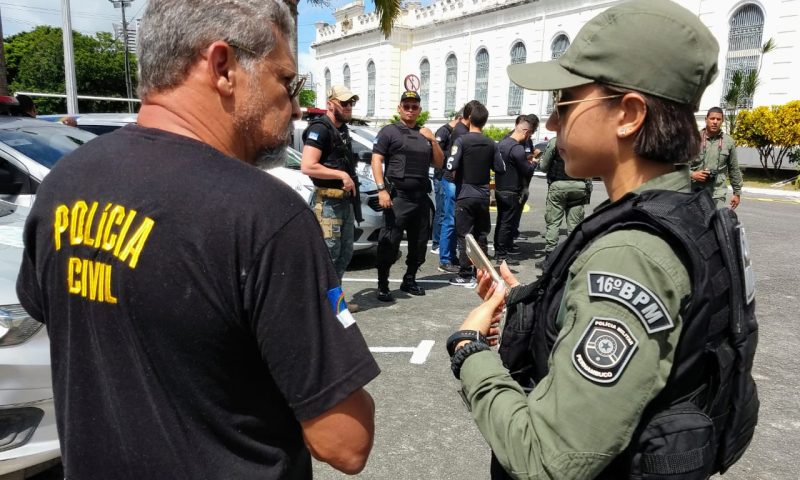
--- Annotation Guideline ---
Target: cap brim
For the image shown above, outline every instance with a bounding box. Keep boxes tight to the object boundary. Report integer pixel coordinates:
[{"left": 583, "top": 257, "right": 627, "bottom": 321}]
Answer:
[
  {"left": 330, "top": 94, "right": 359, "bottom": 102},
  {"left": 507, "top": 61, "right": 593, "bottom": 91}
]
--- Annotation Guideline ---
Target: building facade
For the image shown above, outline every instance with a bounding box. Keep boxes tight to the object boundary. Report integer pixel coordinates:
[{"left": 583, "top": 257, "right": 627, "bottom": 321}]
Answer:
[{"left": 311, "top": 0, "right": 799, "bottom": 135}]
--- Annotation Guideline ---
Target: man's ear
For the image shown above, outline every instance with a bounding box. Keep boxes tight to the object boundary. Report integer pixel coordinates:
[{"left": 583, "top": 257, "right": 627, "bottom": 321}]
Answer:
[{"left": 203, "top": 41, "right": 238, "bottom": 97}]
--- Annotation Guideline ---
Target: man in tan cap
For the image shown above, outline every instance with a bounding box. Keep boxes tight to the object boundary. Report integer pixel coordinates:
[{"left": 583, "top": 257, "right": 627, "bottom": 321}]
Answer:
[
  {"left": 301, "top": 85, "right": 362, "bottom": 309},
  {"left": 447, "top": 0, "right": 759, "bottom": 478}
]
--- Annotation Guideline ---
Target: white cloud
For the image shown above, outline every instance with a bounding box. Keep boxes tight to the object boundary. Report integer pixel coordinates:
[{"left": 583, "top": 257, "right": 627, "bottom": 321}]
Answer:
[{"left": 298, "top": 51, "right": 316, "bottom": 75}]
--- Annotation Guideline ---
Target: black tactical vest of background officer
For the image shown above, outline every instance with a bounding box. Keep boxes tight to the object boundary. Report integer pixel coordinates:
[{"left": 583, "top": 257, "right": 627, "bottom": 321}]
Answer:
[
  {"left": 302, "top": 116, "right": 357, "bottom": 189},
  {"left": 546, "top": 152, "right": 582, "bottom": 184},
  {"left": 496, "top": 137, "right": 524, "bottom": 191},
  {"left": 497, "top": 189, "right": 758, "bottom": 480},
  {"left": 384, "top": 123, "right": 432, "bottom": 192},
  {"left": 458, "top": 134, "right": 496, "bottom": 185}
]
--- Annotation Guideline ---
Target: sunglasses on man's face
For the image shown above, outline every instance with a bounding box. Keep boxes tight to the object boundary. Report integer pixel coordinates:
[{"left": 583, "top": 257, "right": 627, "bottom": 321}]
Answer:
[
  {"left": 338, "top": 100, "right": 357, "bottom": 108},
  {"left": 228, "top": 41, "right": 306, "bottom": 99},
  {"left": 401, "top": 103, "right": 420, "bottom": 111}
]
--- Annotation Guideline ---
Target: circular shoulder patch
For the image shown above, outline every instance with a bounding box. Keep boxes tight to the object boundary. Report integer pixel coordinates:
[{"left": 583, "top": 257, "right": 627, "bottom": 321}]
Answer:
[{"left": 572, "top": 317, "right": 639, "bottom": 384}]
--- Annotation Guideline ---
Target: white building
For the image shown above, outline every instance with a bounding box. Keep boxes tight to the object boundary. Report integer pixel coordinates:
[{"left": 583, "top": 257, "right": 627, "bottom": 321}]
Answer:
[{"left": 311, "top": 0, "right": 799, "bottom": 136}]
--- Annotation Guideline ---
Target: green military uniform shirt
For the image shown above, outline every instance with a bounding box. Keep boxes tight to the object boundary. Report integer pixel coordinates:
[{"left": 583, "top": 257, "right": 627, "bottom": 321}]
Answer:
[
  {"left": 690, "top": 129, "right": 742, "bottom": 203},
  {"left": 459, "top": 169, "right": 692, "bottom": 479}
]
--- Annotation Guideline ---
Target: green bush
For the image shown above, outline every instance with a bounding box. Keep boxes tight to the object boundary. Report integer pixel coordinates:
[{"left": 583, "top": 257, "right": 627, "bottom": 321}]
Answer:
[{"left": 483, "top": 125, "right": 512, "bottom": 141}]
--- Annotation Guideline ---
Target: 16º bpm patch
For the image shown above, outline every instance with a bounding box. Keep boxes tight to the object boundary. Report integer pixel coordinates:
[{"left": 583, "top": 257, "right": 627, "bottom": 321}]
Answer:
[
  {"left": 572, "top": 317, "right": 638, "bottom": 384},
  {"left": 327, "top": 286, "right": 355, "bottom": 328},
  {"left": 587, "top": 271, "right": 673, "bottom": 334}
]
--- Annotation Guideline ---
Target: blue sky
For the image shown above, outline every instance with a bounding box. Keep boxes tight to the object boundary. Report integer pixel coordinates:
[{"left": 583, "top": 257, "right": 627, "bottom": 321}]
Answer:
[{"left": 1, "top": 0, "right": 357, "bottom": 74}]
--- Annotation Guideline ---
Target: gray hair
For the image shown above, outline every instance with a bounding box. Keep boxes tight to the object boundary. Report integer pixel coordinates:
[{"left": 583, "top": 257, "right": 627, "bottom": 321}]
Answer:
[{"left": 137, "top": 0, "right": 294, "bottom": 98}]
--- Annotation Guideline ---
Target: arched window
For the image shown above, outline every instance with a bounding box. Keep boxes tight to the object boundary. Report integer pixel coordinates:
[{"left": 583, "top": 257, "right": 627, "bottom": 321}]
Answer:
[
  {"left": 343, "top": 64, "right": 351, "bottom": 88},
  {"left": 722, "top": 4, "right": 765, "bottom": 108},
  {"left": 324, "top": 68, "right": 331, "bottom": 97},
  {"left": 474, "top": 48, "right": 489, "bottom": 105},
  {"left": 546, "top": 35, "right": 570, "bottom": 114},
  {"left": 507, "top": 42, "right": 526, "bottom": 115},
  {"left": 367, "top": 61, "right": 376, "bottom": 116},
  {"left": 445, "top": 54, "right": 458, "bottom": 116},
  {"left": 420, "top": 59, "right": 430, "bottom": 111}
]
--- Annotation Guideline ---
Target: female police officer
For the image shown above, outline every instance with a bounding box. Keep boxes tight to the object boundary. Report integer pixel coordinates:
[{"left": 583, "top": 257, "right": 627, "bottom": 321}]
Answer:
[{"left": 446, "top": 1, "right": 759, "bottom": 479}]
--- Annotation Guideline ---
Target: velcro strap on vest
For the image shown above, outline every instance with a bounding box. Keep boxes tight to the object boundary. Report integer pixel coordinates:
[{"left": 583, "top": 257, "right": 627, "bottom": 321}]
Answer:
[
  {"left": 315, "top": 187, "right": 346, "bottom": 199},
  {"left": 641, "top": 442, "right": 712, "bottom": 475}
]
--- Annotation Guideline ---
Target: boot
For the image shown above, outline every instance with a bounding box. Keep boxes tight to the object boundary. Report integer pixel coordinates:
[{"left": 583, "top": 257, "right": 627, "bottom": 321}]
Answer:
[
  {"left": 400, "top": 274, "right": 425, "bottom": 296},
  {"left": 377, "top": 272, "right": 394, "bottom": 302}
]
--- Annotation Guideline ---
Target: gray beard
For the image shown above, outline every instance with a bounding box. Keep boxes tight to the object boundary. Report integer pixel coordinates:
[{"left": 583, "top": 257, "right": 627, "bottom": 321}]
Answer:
[
  {"left": 254, "top": 122, "right": 294, "bottom": 170},
  {"left": 255, "top": 146, "right": 288, "bottom": 170}
]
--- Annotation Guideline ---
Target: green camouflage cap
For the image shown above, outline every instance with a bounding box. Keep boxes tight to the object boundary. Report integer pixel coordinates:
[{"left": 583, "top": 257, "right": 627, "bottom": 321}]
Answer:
[{"left": 507, "top": 0, "right": 719, "bottom": 110}]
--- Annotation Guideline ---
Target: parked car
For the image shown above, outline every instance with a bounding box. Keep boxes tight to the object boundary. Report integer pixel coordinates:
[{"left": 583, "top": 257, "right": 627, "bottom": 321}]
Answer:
[
  {"left": 0, "top": 121, "right": 95, "bottom": 477},
  {"left": 0, "top": 116, "right": 96, "bottom": 207},
  {"left": 37, "top": 113, "right": 139, "bottom": 136}
]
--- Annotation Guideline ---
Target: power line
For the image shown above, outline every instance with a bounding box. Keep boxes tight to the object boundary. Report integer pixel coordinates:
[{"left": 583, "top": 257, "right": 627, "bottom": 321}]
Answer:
[{"left": 0, "top": 3, "right": 119, "bottom": 21}]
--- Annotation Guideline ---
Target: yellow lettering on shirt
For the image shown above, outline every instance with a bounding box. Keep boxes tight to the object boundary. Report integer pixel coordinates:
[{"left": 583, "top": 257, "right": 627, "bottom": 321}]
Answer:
[
  {"left": 54, "top": 205, "right": 69, "bottom": 251},
  {"left": 52, "top": 200, "right": 155, "bottom": 304}
]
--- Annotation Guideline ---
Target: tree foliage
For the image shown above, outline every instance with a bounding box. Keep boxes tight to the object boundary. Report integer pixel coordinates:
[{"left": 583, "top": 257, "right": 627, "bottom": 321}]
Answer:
[
  {"left": 298, "top": 89, "right": 316, "bottom": 108},
  {"left": 483, "top": 125, "right": 512, "bottom": 141},
  {"left": 4, "top": 26, "right": 137, "bottom": 114},
  {"left": 388, "top": 110, "right": 430, "bottom": 127},
  {"left": 734, "top": 101, "right": 800, "bottom": 176}
]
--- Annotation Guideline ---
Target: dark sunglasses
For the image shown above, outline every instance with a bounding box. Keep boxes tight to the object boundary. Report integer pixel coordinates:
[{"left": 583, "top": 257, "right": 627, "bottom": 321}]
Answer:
[
  {"left": 401, "top": 103, "right": 420, "bottom": 111},
  {"left": 338, "top": 100, "right": 357, "bottom": 107}
]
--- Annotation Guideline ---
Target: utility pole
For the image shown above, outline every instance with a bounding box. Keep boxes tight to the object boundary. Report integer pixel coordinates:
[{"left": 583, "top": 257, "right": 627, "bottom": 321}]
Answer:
[
  {"left": 61, "top": 0, "right": 79, "bottom": 114},
  {"left": 110, "top": 0, "right": 135, "bottom": 113},
  {"left": 0, "top": 8, "right": 9, "bottom": 96}
]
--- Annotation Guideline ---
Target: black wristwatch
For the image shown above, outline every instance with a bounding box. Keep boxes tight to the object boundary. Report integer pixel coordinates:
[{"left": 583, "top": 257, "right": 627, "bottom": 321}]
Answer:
[
  {"left": 446, "top": 330, "right": 487, "bottom": 357},
  {"left": 450, "top": 340, "right": 490, "bottom": 380},
  {"left": 376, "top": 182, "right": 385, "bottom": 191}
]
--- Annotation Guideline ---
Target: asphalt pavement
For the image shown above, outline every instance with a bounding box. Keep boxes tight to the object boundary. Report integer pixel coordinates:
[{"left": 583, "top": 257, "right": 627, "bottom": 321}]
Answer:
[{"left": 311, "top": 177, "right": 800, "bottom": 479}]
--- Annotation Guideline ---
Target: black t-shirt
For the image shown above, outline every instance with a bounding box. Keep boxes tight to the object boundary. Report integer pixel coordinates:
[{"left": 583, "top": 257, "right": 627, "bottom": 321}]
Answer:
[
  {"left": 443, "top": 122, "right": 468, "bottom": 182},
  {"left": 496, "top": 136, "right": 534, "bottom": 192},
  {"left": 303, "top": 120, "right": 353, "bottom": 188},
  {"left": 16, "top": 125, "right": 380, "bottom": 480}
]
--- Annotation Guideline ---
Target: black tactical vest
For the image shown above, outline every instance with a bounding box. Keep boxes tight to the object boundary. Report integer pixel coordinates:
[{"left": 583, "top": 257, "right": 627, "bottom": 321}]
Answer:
[
  {"left": 302, "top": 116, "right": 355, "bottom": 188},
  {"left": 496, "top": 189, "right": 759, "bottom": 479},
  {"left": 459, "top": 133, "right": 496, "bottom": 185},
  {"left": 384, "top": 122, "right": 432, "bottom": 182},
  {"left": 495, "top": 136, "right": 523, "bottom": 191},
  {"left": 546, "top": 152, "right": 582, "bottom": 184}
]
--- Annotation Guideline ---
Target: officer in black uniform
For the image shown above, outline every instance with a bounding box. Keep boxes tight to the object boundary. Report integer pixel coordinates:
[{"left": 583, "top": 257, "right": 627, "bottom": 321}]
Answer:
[
  {"left": 446, "top": 102, "right": 506, "bottom": 287},
  {"left": 494, "top": 117, "right": 536, "bottom": 265},
  {"left": 371, "top": 91, "right": 444, "bottom": 302}
]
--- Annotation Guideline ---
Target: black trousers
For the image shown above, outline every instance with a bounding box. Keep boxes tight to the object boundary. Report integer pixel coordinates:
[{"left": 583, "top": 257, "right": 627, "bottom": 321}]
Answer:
[
  {"left": 494, "top": 190, "right": 521, "bottom": 258},
  {"left": 455, "top": 196, "right": 491, "bottom": 276},
  {"left": 376, "top": 191, "right": 430, "bottom": 286},
  {"left": 513, "top": 176, "right": 532, "bottom": 238}
]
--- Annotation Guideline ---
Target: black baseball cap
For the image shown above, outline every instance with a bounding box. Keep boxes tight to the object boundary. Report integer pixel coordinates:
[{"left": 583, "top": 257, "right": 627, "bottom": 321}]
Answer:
[{"left": 400, "top": 91, "right": 421, "bottom": 102}]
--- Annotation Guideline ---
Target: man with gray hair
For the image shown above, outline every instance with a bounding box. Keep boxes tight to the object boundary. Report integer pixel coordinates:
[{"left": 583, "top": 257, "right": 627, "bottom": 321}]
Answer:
[{"left": 16, "top": 1, "right": 379, "bottom": 478}]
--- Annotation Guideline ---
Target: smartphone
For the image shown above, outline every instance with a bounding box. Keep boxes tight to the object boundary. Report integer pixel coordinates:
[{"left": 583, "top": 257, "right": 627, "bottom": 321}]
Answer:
[{"left": 465, "top": 233, "right": 505, "bottom": 288}]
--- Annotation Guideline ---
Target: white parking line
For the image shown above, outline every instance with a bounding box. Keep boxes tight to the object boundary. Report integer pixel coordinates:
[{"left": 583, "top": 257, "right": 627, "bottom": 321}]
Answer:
[
  {"left": 344, "top": 278, "right": 451, "bottom": 284},
  {"left": 369, "top": 340, "right": 436, "bottom": 364}
]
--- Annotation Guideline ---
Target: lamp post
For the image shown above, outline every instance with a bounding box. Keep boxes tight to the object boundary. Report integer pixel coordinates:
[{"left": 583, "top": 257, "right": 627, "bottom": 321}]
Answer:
[
  {"left": 61, "top": 0, "right": 79, "bottom": 114},
  {"left": 109, "top": 0, "right": 134, "bottom": 113}
]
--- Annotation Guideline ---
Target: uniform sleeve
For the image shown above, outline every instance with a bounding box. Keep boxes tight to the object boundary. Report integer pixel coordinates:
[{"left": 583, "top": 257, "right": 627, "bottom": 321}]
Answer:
[
  {"left": 435, "top": 125, "right": 451, "bottom": 152},
  {"left": 373, "top": 125, "right": 394, "bottom": 156},
  {"left": 303, "top": 123, "right": 330, "bottom": 153},
  {"left": 245, "top": 209, "right": 380, "bottom": 421},
  {"left": 511, "top": 144, "right": 535, "bottom": 177},
  {"left": 493, "top": 144, "right": 506, "bottom": 173},
  {"left": 446, "top": 137, "right": 463, "bottom": 172},
  {"left": 460, "top": 230, "right": 690, "bottom": 479},
  {"left": 538, "top": 142, "right": 555, "bottom": 173},
  {"left": 727, "top": 141, "right": 743, "bottom": 195}
]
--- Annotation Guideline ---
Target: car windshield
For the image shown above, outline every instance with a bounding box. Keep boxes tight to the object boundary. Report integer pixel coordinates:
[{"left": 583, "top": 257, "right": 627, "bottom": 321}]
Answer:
[{"left": 0, "top": 125, "right": 96, "bottom": 169}]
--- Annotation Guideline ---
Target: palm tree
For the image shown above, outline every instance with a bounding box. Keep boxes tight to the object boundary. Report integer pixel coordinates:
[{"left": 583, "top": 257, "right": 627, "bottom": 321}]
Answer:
[{"left": 723, "top": 38, "right": 776, "bottom": 134}]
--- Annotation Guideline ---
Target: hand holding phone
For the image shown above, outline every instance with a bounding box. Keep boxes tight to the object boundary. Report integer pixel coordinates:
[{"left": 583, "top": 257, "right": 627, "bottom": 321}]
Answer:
[{"left": 465, "top": 233, "right": 506, "bottom": 288}]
